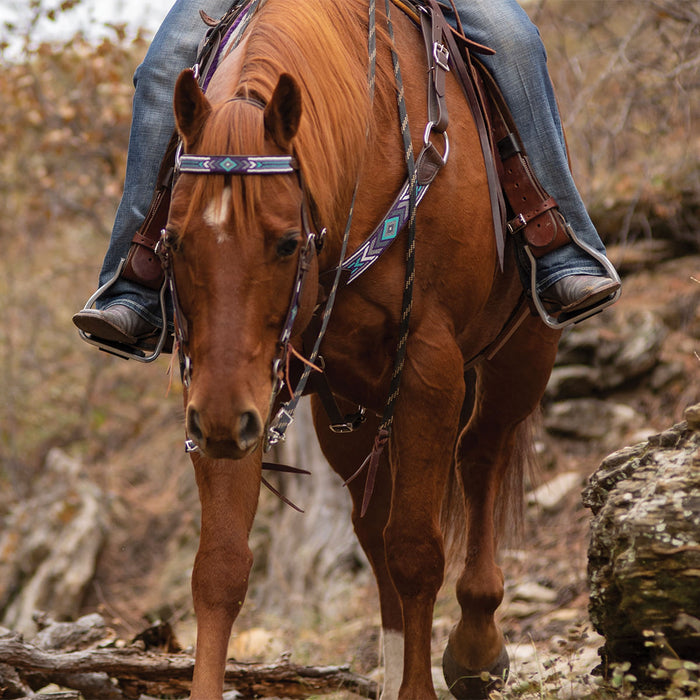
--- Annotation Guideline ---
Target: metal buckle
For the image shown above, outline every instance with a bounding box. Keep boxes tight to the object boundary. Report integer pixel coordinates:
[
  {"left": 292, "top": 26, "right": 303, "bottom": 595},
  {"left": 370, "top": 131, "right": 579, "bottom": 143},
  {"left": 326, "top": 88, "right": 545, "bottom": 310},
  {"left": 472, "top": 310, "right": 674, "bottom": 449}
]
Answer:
[
  {"left": 507, "top": 213, "right": 527, "bottom": 235},
  {"left": 433, "top": 42, "right": 450, "bottom": 71},
  {"left": 184, "top": 438, "right": 200, "bottom": 454},
  {"left": 330, "top": 407, "right": 367, "bottom": 434},
  {"left": 315, "top": 227, "right": 327, "bottom": 253},
  {"left": 265, "top": 405, "right": 294, "bottom": 449}
]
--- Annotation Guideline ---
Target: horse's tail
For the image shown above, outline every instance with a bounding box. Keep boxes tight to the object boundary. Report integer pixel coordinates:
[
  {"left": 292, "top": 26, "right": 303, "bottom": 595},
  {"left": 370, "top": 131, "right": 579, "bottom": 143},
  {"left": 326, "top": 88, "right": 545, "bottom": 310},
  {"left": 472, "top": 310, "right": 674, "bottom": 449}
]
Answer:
[{"left": 440, "top": 371, "right": 541, "bottom": 571}]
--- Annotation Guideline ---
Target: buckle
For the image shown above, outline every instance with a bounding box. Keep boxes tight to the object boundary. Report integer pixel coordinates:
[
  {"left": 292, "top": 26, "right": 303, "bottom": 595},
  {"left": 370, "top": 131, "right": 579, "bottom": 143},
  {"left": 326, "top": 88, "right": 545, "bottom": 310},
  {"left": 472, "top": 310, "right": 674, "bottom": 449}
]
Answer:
[
  {"left": 330, "top": 407, "right": 367, "bottom": 434},
  {"left": 433, "top": 42, "right": 450, "bottom": 71},
  {"left": 184, "top": 438, "right": 200, "bottom": 454},
  {"left": 507, "top": 213, "right": 527, "bottom": 235}
]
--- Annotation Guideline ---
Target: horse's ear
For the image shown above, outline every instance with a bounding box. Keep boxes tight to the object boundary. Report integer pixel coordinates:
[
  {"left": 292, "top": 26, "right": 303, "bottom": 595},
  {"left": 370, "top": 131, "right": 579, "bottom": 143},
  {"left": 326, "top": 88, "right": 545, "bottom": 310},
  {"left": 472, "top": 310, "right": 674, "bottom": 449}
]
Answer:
[
  {"left": 264, "top": 73, "right": 302, "bottom": 150},
  {"left": 174, "top": 68, "right": 212, "bottom": 147}
]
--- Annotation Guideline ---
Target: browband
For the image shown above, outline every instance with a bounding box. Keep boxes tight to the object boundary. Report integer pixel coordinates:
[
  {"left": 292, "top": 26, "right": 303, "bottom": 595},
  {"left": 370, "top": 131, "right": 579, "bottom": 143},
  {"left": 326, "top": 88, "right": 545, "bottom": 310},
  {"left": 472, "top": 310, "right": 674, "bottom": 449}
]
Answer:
[{"left": 176, "top": 154, "right": 297, "bottom": 175}]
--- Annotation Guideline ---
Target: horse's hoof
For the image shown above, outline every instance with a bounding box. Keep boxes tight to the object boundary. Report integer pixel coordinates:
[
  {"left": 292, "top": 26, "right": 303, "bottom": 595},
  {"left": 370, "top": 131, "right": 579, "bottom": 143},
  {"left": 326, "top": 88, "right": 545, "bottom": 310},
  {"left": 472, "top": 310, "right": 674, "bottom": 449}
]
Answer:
[{"left": 442, "top": 642, "right": 509, "bottom": 699}]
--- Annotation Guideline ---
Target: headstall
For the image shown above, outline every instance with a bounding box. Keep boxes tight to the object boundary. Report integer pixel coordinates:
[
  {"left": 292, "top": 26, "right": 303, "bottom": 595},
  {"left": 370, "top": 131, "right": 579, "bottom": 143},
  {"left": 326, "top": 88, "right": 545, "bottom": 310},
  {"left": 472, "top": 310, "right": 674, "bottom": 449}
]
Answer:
[{"left": 157, "top": 135, "right": 326, "bottom": 454}]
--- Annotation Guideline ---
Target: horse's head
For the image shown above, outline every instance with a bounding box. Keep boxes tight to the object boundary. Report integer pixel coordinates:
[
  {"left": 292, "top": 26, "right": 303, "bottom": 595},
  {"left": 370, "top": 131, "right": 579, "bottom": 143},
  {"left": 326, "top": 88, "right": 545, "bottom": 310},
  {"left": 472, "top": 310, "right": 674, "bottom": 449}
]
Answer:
[{"left": 166, "top": 69, "right": 318, "bottom": 460}]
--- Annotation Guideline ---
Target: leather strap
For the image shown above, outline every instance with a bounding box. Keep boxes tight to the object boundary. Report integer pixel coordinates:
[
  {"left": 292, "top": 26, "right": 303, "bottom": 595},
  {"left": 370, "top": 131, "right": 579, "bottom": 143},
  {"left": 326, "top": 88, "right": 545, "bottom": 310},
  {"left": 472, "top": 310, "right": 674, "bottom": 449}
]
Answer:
[
  {"left": 120, "top": 133, "right": 179, "bottom": 290},
  {"left": 426, "top": 0, "right": 507, "bottom": 268},
  {"left": 419, "top": 3, "right": 449, "bottom": 134},
  {"left": 474, "top": 60, "right": 571, "bottom": 258}
]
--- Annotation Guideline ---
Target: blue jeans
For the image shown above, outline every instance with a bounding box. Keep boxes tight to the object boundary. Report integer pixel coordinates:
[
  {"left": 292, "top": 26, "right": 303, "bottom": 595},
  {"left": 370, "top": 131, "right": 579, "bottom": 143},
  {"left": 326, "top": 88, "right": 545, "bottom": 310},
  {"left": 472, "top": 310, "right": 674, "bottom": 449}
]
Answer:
[
  {"left": 96, "top": 0, "right": 608, "bottom": 326},
  {"left": 95, "top": 0, "right": 235, "bottom": 326}
]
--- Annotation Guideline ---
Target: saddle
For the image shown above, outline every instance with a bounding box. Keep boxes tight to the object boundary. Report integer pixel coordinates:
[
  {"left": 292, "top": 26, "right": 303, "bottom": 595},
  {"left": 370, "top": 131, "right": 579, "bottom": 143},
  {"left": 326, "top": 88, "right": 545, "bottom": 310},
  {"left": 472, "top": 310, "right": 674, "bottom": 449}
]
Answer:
[{"left": 120, "top": 0, "right": 570, "bottom": 294}]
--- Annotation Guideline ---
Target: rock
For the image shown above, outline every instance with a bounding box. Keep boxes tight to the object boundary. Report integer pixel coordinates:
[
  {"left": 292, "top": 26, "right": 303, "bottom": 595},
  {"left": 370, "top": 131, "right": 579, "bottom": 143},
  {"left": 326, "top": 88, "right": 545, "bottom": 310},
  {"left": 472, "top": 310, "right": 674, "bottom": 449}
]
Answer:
[
  {"left": 550, "top": 308, "right": 667, "bottom": 396},
  {"left": 544, "top": 365, "right": 602, "bottom": 402},
  {"left": 0, "top": 449, "right": 107, "bottom": 636},
  {"left": 544, "top": 399, "right": 643, "bottom": 446},
  {"left": 686, "top": 404, "right": 700, "bottom": 430},
  {"left": 528, "top": 471, "right": 584, "bottom": 512},
  {"left": 32, "top": 613, "right": 112, "bottom": 651},
  {"left": 649, "top": 360, "right": 686, "bottom": 391},
  {"left": 583, "top": 404, "right": 700, "bottom": 676},
  {"left": 511, "top": 581, "right": 558, "bottom": 605}
]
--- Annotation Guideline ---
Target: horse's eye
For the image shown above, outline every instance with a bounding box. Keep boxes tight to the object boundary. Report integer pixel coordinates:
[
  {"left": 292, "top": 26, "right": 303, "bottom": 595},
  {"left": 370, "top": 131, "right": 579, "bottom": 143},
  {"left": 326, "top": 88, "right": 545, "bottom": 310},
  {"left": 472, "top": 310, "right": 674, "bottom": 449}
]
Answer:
[{"left": 276, "top": 232, "right": 300, "bottom": 258}]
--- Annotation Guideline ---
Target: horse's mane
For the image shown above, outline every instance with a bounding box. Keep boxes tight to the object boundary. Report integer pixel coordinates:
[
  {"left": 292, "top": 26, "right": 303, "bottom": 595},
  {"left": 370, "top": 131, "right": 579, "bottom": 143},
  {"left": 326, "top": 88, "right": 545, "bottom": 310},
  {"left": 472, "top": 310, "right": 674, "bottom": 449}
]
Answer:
[{"left": 186, "top": 0, "right": 396, "bottom": 238}]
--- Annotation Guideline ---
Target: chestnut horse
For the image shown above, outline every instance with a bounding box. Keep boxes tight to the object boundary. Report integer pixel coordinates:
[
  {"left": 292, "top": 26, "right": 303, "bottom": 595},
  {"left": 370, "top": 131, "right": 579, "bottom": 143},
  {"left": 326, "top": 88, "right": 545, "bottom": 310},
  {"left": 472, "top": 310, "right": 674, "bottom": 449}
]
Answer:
[{"left": 163, "top": 0, "right": 560, "bottom": 697}]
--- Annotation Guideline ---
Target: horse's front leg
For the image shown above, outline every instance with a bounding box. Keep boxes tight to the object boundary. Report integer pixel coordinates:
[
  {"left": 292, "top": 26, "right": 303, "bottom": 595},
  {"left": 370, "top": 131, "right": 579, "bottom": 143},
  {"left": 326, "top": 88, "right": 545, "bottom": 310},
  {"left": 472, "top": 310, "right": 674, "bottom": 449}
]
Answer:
[
  {"left": 189, "top": 450, "right": 261, "bottom": 700},
  {"left": 385, "top": 333, "right": 465, "bottom": 700}
]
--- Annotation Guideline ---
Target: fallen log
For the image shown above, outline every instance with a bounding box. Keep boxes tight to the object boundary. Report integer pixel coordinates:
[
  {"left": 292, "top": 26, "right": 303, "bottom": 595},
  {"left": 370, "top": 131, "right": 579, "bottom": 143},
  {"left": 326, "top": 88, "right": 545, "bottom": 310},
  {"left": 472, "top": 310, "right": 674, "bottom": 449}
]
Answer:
[{"left": 0, "top": 632, "right": 378, "bottom": 699}]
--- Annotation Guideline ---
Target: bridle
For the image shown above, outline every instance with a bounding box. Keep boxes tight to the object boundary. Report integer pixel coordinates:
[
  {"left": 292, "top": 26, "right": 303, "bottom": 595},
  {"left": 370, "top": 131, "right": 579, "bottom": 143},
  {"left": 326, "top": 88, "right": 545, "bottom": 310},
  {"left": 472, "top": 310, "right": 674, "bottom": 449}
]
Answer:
[
  {"left": 156, "top": 126, "right": 327, "bottom": 454},
  {"left": 155, "top": 0, "right": 452, "bottom": 510}
]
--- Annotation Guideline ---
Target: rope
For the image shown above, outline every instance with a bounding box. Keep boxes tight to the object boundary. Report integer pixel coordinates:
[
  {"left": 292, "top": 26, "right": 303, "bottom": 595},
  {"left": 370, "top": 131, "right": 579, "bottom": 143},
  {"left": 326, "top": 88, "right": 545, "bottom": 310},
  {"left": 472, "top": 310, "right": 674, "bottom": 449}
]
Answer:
[
  {"left": 349, "top": 0, "right": 418, "bottom": 517},
  {"left": 380, "top": 0, "right": 417, "bottom": 438}
]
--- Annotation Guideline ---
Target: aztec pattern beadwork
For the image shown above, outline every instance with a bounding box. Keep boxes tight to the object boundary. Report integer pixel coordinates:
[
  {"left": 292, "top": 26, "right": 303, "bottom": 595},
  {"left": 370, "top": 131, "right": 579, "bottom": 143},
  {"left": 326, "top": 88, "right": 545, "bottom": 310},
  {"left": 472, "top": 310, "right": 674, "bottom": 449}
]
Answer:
[
  {"left": 341, "top": 179, "right": 429, "bottom": 283},
  {"left": 177, "top": 154, "right": 296, "bottom": 175}
]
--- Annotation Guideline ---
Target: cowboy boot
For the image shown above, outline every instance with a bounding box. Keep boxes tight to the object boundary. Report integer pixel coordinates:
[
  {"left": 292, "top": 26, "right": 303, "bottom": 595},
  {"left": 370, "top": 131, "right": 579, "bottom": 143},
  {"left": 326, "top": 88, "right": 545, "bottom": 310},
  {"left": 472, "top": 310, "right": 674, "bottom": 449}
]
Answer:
[{"left": 541, "top": 274, "right": 620, "bottom": 314}]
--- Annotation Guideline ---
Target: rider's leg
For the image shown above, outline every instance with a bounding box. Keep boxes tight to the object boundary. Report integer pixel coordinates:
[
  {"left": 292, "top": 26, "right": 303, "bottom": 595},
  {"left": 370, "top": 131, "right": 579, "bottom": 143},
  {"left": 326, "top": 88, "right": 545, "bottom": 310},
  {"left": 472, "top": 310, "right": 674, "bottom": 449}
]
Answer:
[
  {"left": 449, "top": 0, "right": 619, "bottom": 310},
  {"left": 74, "top": 0, "right": 234, "bottom": 343}
]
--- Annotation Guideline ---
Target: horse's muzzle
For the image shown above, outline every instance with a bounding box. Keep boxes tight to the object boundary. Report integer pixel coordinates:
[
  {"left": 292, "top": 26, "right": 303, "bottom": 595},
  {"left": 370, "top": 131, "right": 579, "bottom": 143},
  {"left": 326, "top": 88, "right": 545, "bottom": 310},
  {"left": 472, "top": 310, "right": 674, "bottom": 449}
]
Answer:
[{"left": 186, "top": 403, "right": 263, "bottom": 460}]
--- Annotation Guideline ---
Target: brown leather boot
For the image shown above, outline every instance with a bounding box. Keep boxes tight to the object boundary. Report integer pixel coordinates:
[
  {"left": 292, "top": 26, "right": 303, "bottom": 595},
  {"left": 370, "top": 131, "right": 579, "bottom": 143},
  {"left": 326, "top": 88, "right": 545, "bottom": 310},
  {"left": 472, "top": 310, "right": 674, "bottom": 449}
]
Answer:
[
  {"left": 73, "top": 304, "right": 159, "bottom": 346},
  {"left": 541, "top": 274, "right": 621, "bottom": 314}
]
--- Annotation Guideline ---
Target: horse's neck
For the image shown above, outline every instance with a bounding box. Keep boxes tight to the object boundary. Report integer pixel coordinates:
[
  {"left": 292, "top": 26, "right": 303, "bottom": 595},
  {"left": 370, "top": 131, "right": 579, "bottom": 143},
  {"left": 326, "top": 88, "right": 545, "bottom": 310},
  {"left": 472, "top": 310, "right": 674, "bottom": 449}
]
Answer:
[{"left": 206, "top": 38, "right": 250, "bottom": 103}]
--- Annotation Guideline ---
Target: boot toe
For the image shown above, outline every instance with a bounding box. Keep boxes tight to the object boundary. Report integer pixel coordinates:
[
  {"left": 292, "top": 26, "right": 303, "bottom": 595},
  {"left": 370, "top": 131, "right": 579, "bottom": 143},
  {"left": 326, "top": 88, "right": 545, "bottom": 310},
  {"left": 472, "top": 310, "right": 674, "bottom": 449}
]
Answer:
[
  {"left": 73, "top": 305, "right": 157, "bottom": 345},
  {"left": 542, "top": 275, "right": 620, "bottom": 314}
]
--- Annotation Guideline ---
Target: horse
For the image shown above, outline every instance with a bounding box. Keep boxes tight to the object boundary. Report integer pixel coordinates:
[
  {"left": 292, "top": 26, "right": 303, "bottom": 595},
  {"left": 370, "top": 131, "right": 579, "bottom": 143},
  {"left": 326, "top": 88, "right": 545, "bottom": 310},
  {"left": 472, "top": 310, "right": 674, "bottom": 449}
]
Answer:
[{"left": 162, "top": 0, "right": 561, "bottom": 697}]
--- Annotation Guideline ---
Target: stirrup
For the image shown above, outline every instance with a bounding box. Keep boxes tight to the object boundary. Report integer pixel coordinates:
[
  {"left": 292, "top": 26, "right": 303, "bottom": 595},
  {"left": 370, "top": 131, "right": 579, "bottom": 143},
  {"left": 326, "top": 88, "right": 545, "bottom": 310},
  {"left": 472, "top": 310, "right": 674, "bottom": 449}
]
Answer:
[
  {"left": 526, "top": 225, "right": 621, "bottom": 330},
  {"left": 76, "top": 258, "right": 171, "bottom": 362}
]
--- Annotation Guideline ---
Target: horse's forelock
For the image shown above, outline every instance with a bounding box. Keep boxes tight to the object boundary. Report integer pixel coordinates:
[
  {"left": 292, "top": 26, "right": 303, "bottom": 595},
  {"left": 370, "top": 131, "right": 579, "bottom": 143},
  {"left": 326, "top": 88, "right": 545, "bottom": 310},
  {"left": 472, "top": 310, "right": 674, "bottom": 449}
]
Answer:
[
  {"left": 182, "top": 0, "right": 394, "bottom": 240},
  {"left": 237, "top": 0, "right": 388, "bottom": 229},
  {"left": 181, "top": 101, "right": 265, "bottom": 240}
]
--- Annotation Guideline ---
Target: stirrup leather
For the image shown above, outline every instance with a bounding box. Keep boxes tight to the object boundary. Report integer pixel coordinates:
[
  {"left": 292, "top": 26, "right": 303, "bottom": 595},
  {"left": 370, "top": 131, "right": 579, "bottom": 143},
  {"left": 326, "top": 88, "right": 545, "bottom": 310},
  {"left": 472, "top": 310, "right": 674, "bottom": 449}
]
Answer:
[
  {"left": 526, "top": 225, "right": 621, "bottom": 330},
  {"left": 75, "top": 258, "right": 171, "bottom": 362}
]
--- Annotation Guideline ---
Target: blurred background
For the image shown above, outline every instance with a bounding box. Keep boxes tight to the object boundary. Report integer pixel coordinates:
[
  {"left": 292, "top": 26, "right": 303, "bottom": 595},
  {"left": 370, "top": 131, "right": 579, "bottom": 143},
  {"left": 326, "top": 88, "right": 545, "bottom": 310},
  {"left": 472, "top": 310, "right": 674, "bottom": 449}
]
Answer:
[{"left": 0, "top": 0, "right": 698, "bottom": 696}]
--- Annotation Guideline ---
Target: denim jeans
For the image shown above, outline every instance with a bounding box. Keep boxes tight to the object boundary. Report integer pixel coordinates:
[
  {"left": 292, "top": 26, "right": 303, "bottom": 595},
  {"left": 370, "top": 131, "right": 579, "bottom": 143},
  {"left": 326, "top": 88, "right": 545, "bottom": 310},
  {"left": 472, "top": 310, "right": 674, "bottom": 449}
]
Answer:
[
  {"left": 96, "top": 0, "right": 608, "bottom": 326},
  {"left": 95, "top": 0, "right": 235, "bottom": 325}
]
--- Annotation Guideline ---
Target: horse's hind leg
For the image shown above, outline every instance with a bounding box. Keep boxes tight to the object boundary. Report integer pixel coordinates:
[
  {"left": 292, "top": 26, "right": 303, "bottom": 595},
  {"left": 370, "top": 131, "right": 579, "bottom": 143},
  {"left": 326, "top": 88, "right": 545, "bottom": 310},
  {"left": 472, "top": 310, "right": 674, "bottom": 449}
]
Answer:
[
  {"left": 311, "top": 397, "right": 405, "bottom": 700},
  {"left": 444, "top": 316, "right": 559, "bottom": 699}
]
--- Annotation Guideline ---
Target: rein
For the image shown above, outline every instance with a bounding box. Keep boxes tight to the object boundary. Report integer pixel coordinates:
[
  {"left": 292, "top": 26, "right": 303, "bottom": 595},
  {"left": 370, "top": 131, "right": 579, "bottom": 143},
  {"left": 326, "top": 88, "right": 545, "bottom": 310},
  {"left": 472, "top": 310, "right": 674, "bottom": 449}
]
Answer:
[{"left": 263, "top": 0, "right": 380, "bottom": 449}]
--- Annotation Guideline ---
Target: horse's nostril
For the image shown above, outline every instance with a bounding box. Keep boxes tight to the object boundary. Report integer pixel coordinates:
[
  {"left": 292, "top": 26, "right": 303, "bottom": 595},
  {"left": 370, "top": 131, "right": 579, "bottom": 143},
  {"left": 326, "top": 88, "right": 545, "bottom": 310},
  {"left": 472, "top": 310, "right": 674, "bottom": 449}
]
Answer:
[
  {"left": 187, "top": 406, "right": 204, "bottom": 443},
  {"left": 238, "top": 410, "right": 262, "bottom": 448}
]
